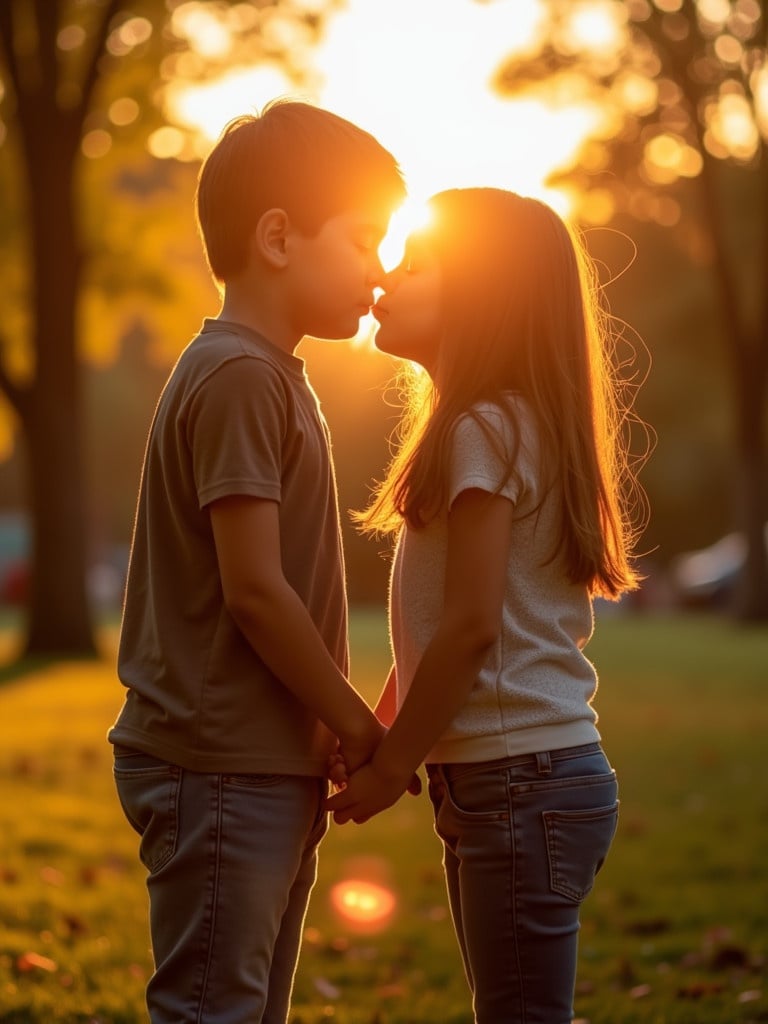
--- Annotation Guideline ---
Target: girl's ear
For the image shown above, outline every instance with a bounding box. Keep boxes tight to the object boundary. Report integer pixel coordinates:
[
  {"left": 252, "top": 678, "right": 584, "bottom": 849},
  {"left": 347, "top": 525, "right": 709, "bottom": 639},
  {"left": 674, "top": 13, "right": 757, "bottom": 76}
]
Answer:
[{"left": 251, "top": 208, "right": 291, "bottom": 269}]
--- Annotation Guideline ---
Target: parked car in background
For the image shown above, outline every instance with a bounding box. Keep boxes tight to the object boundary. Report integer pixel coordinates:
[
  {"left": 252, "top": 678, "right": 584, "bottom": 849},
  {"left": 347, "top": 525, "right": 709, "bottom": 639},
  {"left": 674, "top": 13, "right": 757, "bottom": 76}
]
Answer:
[{"left": 672, "top": 526, "right": 768, "bottom": 609}]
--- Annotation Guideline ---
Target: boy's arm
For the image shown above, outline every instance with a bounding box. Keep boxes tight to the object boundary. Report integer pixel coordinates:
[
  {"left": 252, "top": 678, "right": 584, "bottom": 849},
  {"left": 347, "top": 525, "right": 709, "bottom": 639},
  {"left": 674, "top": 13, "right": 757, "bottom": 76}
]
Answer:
[
  {"left": 210, "top": 493, "right": 382, "bottom": 770},
  {"left": 329, "top": 664, "right": 421, "bottom": 796},
  {"left": 327, "top": 488, "right": 514, "bottom": 822}
]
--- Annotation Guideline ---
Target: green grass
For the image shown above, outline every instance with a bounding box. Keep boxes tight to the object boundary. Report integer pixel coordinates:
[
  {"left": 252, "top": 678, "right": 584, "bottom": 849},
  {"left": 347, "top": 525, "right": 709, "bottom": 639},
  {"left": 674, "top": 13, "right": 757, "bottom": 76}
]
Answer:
[{"left": 0, "top": 611, "right": 766, "bottom": 1023}]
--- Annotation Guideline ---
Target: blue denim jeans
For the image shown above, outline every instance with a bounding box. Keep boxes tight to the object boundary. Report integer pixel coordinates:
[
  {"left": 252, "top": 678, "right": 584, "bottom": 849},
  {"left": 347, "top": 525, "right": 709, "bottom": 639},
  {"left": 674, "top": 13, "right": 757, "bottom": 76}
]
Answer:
[
  {"left": 427, "top": 742, "right": 618, "bottom": 1024},
  {"left": 113, "top": 747, "right": 328, "bottom": 1024}
]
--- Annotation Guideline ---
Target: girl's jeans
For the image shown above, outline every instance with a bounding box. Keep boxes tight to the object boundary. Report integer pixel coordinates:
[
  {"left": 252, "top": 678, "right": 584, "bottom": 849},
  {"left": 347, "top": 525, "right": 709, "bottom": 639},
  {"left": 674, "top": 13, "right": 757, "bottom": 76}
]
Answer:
[
  {"left": 427, "top": 742, "right": 618, "bottom": 1024},
  {"left": 113, "top": 747, "right": 328, "bottom": 1024}
]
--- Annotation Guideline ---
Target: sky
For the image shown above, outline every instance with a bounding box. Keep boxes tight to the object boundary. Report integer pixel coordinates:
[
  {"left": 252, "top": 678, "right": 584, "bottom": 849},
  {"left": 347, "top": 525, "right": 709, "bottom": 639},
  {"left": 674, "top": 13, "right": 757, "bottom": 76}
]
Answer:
[{"left": 166, "top": 0, "right": 609, "bottom": 260}]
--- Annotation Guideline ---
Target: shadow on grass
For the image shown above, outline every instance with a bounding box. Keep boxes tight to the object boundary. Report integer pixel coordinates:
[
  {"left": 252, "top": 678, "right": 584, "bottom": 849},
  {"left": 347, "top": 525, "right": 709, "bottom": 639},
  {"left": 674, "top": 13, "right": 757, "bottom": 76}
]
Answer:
[{"left": 0, "top": 649, "right": 103, "bottom": 688}]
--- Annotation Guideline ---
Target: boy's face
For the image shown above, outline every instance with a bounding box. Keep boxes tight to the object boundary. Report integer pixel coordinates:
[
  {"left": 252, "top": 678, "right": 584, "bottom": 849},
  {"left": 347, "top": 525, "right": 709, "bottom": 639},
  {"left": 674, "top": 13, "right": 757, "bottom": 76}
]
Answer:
[{"left": 285, "top": 210, "right": 389, "bottom": 340}]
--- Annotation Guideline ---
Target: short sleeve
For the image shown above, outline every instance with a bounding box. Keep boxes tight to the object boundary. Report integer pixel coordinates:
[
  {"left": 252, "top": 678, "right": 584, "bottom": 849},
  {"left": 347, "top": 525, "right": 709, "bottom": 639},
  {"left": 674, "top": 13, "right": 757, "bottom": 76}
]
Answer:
[
  {"left": 187, "top": 357, "right": 286, "bottom": 509},
  {"left": 449, "top": 401, "right": 538, "bottom": 509}
]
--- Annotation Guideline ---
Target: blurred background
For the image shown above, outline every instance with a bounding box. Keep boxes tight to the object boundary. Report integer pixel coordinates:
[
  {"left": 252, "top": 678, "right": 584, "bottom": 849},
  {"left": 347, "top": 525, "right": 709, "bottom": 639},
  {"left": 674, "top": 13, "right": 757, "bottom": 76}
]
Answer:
[{"left": 0, "top": 0, "right": 766, "bottom": 658}]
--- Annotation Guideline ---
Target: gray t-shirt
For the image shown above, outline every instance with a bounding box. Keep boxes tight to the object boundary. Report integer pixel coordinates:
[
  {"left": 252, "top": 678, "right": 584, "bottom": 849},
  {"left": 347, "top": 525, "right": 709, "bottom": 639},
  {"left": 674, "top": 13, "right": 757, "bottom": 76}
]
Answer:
[
  {"left": 109, "top": 319, "right": 347, "bottom": 775},
  {"left": 389, "top": 396, "right": 601, "bottom": 763}
]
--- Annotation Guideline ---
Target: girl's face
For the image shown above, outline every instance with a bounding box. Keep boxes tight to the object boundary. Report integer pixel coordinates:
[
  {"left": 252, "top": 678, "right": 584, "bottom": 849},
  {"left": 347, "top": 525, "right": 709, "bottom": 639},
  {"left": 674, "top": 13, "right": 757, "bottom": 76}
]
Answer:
[{"left": 372, "top": 234, "right": 443, "bottom": 371}]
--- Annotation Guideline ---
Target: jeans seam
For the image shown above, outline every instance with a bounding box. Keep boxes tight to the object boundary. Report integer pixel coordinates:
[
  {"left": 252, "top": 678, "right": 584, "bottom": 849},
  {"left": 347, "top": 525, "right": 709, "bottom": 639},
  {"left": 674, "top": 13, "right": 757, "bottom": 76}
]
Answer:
[
  {"left": 508, "top": 787, "right": 526, "bottom": 1024},
  {"left": 197, "top": 774, "right": 224, "bottom": 1023}
]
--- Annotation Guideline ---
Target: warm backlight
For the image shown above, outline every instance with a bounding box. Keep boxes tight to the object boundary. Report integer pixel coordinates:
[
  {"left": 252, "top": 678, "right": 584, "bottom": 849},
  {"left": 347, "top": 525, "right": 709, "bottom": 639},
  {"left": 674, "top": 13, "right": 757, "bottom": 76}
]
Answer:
[{"left": 330, "top": 879, "right": 397, "bottom": 926}]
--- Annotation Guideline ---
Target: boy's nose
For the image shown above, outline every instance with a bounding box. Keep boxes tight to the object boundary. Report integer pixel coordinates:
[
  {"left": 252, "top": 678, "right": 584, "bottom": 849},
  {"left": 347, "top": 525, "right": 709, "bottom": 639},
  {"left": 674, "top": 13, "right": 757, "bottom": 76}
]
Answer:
[{"left": 368, "top": 252, "right": 387, "bottom": 287}]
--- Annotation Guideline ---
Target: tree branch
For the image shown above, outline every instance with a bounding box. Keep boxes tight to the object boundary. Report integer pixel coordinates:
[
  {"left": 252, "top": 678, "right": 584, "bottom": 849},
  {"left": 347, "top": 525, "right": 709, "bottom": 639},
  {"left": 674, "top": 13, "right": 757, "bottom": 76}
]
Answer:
[
  {"left": 32, "top": 0, "right": 58, "bottom": 103},
  {"left": 77, "top": 0, "right": 128, "bottom": 123},
  {"left": 0, "top": 334, "right": 31, "bottom": 423},
  {"left": 0, "top": 0, "right": 22, "bottom": 103}
]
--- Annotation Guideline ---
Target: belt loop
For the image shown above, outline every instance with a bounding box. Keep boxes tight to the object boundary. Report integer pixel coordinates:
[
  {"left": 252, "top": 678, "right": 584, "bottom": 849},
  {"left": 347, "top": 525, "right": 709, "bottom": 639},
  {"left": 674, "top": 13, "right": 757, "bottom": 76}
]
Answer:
[{"left": 535, "top": 751, "right": 552, "bottom": 775}]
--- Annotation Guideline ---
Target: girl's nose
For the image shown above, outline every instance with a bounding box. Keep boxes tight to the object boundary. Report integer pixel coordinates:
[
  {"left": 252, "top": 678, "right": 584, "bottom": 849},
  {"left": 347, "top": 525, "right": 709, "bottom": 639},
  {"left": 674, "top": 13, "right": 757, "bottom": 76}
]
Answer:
[{"left": 381, "top": 265, "right": 402, "bottom": 291}]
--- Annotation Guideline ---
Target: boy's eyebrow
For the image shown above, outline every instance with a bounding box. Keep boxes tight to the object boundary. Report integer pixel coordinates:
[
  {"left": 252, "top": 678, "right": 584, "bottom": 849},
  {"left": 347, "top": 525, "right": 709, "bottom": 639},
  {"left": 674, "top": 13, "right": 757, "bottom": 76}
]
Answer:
[{"left": 353, "top": 217, "right": 389, "bottom": 243}]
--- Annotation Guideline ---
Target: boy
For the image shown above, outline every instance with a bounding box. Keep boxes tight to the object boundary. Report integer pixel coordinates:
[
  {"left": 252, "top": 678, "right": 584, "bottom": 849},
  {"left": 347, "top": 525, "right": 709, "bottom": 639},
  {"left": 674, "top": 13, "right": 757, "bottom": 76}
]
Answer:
[{"left": 109, "top": 100, "right": 406, "bottom": 1024}]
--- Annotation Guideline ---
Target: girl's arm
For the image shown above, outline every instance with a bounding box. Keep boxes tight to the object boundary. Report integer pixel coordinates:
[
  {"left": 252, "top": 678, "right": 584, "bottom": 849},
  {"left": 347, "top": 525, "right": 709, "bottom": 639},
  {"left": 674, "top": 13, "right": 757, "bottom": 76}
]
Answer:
[
  {"left": 327, "top": 488, "right": 514, "bottom": 823},
  {"left": 375, "top": 664, "right": 398, "bottom": 726}
]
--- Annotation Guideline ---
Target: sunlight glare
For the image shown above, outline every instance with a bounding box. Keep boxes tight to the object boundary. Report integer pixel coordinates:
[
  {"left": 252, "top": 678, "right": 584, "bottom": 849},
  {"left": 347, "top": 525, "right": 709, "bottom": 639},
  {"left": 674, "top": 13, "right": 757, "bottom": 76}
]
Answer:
[
  {"left": 171, "top": 2, "right": 231, "bottom": 58},
  {"left": 708, "top": 93, "right": 760, "bottom": 160},
  {"left": 379, "top": 198, "right": 434, "bottom": 271},
  {"left": 330, "top": 879, "right": 396, "bottom": 927},
  {"left": 313, "top": 0, "right": 590, "bottom": 210},
  {"left": 166, "top": 0, "right": 601, "bottom": 221},
  {"left": 562, "top": 1, "right": 626, "bottom": 56},
  {"left": 167, "top": 65, "right": 296, "bottom": 146}
]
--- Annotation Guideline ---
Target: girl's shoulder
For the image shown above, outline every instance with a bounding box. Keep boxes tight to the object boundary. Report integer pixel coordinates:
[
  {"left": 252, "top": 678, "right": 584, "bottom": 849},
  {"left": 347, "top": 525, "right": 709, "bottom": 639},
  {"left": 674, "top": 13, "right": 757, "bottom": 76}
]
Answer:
[{"left": 458, "top": 392, "right": 538, "bottom": 448}]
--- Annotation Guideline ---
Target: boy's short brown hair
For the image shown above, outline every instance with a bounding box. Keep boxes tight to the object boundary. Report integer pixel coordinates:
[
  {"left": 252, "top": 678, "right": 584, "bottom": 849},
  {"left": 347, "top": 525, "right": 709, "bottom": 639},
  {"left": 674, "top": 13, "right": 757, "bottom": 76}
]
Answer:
[{"left": 196, "top": 99, "right": 406, "bottom": 282}]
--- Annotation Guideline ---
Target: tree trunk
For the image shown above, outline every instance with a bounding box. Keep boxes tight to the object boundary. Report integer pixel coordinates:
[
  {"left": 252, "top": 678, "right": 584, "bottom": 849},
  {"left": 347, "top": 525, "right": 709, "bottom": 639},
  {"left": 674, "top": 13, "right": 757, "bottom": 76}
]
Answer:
[
  {"left": 21, "top": 110, "right": 96, "bottom": 656},
  {"left": 731, "top": 347, "right": 768, "bottom": 621},
  {"left": 23, "top": 396, "right": 96, "bottom": 656}
]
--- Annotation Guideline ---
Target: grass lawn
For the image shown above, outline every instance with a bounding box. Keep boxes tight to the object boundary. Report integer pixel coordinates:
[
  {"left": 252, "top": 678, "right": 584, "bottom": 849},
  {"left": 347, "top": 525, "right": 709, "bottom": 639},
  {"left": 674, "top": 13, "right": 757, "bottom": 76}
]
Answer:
[{"left": 0, "top": 610, "right": 765, "bottom": 1023}]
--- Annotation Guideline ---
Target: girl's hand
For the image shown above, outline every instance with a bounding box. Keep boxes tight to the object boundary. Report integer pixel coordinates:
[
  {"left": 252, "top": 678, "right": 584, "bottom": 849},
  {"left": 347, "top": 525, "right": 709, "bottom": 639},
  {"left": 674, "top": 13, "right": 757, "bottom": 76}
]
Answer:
[
  {"left": 325, "top": 760, "right": 422, "bottom": 824},
  {"left": 327, "top": 750, "right": 349, "bottom": 792}
]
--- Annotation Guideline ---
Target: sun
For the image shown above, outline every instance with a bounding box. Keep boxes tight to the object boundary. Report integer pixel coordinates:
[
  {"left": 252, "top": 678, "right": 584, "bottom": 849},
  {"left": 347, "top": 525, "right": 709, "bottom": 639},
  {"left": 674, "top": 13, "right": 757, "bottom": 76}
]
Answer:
[
  {"left": 379, "top": 198, "right": 433, "bottom": 272},
  {"left": 164, "top": 0, "right": 598, "bottom": 220},
  {"left": 160, "top": 1, "right": 612, "bottom": 345}
]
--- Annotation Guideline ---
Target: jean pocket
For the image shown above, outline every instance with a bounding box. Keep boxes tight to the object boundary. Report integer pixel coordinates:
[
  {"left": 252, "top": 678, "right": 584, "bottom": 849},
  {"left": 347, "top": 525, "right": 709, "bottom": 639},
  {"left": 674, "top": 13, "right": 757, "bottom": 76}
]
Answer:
[
  {"left": 221, "top": 773, "right": 290, "bottom": 789},
  {"left": 543, "top": 801, "right": 619, "bottom": 902},
  {"left": 441, "top": 765, "right": 511, "bottom": 819},
  {"left": 113, "top": 761, "right": 181, "bottom": 873}
]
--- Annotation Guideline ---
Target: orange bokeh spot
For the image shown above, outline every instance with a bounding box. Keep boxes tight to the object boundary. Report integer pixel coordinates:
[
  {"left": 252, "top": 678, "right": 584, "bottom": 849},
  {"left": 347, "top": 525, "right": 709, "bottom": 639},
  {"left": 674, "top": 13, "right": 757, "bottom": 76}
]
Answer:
[{"left": 330, "top": 879, "right": 396, "bottom": 926}]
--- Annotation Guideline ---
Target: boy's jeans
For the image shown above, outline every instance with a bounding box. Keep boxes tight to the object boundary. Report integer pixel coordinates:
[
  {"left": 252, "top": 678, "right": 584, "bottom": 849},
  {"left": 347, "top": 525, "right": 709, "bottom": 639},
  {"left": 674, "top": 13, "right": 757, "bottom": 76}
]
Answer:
[
  {"left": 427, "top": 742, "right": 618, "bottom": 1024},
  {"left": 113, "top": 747, "right": 328, "bottom": 1024}
]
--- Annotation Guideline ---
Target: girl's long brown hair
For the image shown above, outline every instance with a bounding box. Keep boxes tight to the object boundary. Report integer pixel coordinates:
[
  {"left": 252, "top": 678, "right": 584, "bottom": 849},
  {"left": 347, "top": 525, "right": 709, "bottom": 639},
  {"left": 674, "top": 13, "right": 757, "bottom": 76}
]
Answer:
[{"left": 359, "top": 189, "right": 648, "bottom": 600}]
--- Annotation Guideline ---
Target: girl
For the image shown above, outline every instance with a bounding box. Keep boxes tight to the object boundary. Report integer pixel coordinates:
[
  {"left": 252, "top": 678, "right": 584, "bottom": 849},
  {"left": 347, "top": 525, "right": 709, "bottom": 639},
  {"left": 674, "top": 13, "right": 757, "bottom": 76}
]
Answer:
[{"left": 327, "top": 188, "right": 647, "bottom": 1023}]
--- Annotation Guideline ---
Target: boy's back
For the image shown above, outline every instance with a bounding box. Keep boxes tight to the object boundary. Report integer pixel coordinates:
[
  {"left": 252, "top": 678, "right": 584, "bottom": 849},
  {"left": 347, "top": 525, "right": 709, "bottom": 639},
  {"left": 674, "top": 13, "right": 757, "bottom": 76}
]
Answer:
[{"left": 112, "top": 319, "right": 346, "bottom": 775}]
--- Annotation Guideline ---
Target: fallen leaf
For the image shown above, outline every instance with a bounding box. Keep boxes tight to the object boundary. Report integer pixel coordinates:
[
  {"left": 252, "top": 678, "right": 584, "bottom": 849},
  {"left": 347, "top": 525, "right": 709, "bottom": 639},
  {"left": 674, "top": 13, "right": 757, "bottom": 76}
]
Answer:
[
  {"left": 625, "top": 918, "right": 670, "bottom": 936},
  {"left": 375, "top": 983, "right": 406, "bottom": 998},
  {"left": 737, "top": 990, "right": 762, "bottom": 1004},
  {"left": 709, "top": 945, "right": 749, "bottom": 970},
  {"left": 40, "top": 866, "right": 65, "bottom": 886},
  {"left": 15, "top": 952, "right": 57, "bottom": 973},
  {"left": 313, "top": 977, "right": 341, "bottom": 1000},
  {"left": 676, "top": 981, "right": 726, "bottom": 999}
]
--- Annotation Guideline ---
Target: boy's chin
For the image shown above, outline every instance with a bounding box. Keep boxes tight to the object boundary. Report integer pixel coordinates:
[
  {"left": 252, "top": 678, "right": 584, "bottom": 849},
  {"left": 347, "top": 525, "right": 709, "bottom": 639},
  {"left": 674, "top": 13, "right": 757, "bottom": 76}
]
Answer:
[{"left": 307, "top": 315, "right": 365, "bottom": 343}]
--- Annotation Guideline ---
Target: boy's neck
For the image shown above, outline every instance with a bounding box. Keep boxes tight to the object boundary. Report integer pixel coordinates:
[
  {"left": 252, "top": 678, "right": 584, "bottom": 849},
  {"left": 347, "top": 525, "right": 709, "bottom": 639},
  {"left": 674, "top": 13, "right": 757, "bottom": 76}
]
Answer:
[{"left": 217, "top": 287, "right": 301, "bottom": 356}]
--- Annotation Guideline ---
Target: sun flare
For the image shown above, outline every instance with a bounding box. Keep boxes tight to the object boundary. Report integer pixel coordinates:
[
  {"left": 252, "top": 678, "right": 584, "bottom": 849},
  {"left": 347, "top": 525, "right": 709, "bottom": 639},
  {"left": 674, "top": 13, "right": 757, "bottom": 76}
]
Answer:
[
  {"left": 162, "top": 0, "right": 610, "bottom": 347},
  {"left": 330, "top": 879, "right": 397, "bottom": 927}
]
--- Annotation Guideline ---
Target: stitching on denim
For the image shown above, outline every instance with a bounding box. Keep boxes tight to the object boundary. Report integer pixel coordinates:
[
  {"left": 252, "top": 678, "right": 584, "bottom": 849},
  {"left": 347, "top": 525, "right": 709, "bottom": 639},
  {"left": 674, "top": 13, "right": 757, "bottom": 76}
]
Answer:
[
  {"left": 196, "top": 774, "right": 223, "bottom": 1023},
  {"left": 508, "top": 788, "right": 527, "bottom": 1023}
]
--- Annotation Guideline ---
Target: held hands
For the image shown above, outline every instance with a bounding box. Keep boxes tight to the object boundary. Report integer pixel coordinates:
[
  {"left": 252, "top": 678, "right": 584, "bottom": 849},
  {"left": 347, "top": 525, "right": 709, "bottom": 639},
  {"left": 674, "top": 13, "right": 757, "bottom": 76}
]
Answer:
[
  {"left": 325, "top": 750, "right": 422, "bottom": 825},
  {"left": 336, "top": 716, "right": 386, "bottom": 777}
]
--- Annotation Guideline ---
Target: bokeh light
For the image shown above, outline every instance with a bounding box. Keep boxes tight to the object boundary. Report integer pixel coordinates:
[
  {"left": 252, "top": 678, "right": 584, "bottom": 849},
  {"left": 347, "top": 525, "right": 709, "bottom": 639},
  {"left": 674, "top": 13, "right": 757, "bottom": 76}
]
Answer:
[{"left": 330, "top": 879, "right": 397, "bottom": 929}]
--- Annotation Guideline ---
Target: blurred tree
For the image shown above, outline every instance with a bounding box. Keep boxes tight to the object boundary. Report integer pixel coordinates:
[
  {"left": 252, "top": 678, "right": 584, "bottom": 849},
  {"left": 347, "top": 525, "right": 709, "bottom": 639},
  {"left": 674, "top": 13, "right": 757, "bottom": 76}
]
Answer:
[
  {"left": 495, "top": 0, "right": 767, "bottom": 619},
  {"left": 0, "top": 0, "right": 335, "bottom": 655}
]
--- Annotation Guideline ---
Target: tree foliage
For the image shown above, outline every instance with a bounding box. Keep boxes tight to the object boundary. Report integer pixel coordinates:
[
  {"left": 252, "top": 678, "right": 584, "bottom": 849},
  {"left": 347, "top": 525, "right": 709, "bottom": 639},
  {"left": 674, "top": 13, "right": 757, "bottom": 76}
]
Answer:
[
  {"left": 495, "top": 0, "right": 768, "bottom": 618},
  {"left": 0, "top": 0, "right": 337, "bottom": 654}
]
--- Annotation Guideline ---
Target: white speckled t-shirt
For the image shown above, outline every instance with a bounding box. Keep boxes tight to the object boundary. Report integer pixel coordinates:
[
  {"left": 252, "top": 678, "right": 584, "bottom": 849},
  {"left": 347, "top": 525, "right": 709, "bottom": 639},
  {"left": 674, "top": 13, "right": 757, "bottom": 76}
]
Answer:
[{"left": 389, "top": 396, "right": 601, "bottom": 764}]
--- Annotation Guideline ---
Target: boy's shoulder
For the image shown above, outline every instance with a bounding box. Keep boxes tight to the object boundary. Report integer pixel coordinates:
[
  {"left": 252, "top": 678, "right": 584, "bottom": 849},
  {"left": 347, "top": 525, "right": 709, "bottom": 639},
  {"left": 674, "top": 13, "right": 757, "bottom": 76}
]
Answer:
[{"left": 177, "top": 319, "right": 305, "bottom": 384}]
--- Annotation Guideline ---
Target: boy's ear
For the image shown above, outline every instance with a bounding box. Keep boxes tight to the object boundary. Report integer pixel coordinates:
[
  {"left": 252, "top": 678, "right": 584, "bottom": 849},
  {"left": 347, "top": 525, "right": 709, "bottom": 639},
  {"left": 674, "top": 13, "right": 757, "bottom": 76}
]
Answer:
[{"left": 252, "top": 208, "right": 291, "bottom": 269}]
